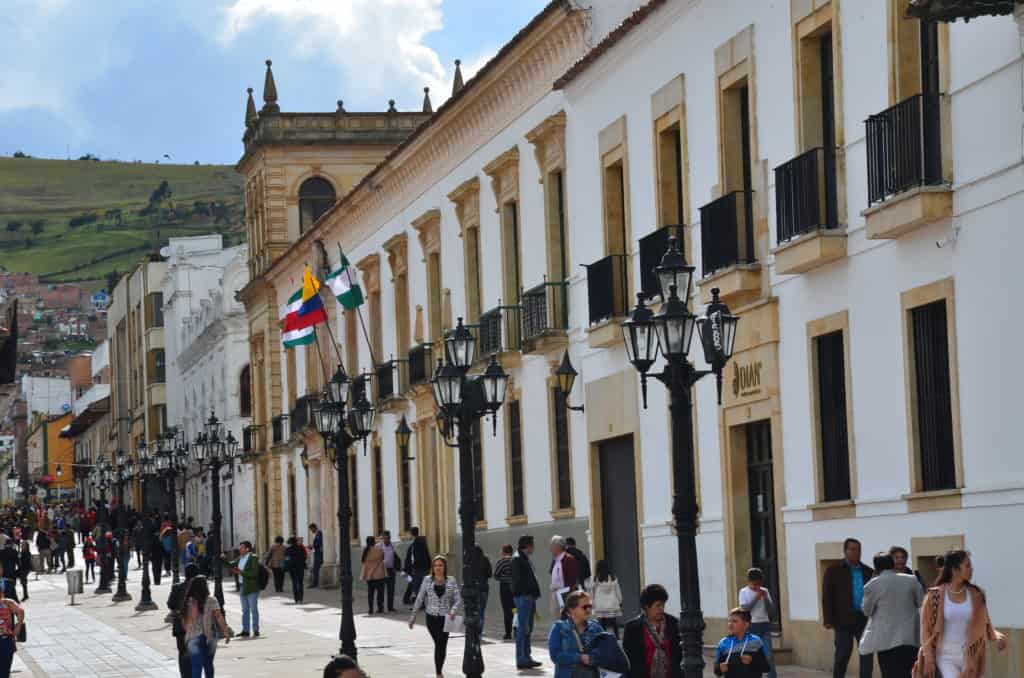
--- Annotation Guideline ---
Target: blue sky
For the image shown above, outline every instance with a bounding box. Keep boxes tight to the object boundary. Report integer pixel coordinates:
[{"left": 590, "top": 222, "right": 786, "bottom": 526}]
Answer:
[{"left": 0, "top": 0, "right": 548, "bottom": 165}]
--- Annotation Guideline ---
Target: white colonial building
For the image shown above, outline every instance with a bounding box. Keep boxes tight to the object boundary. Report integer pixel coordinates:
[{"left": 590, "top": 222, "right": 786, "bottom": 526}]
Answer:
[
  {"left": 235, "top": 0, "right": 1024, "bottom": 671},
  {"left": 162, "top": 236, "right": 255, "bottom": 546}
]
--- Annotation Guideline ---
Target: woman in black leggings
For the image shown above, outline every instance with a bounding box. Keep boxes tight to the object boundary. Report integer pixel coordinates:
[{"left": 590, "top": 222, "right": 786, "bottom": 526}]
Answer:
[
  {"left": 407, "top": 555, "right": 462, "bottom": 678},
  {"left": 284, "top": 537, "right": 307, "bottom": 603}
]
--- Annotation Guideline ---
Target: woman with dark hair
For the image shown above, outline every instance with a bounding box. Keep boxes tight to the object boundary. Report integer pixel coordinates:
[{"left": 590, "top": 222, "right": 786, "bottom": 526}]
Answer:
[
  {"left": 888, "top": 546, "right": 925, "bottom": 591},
  {"left": 264, "top": 535, "right": 287, "bottom": 593},
  {"left": 180, "top": 575, "right": 233, "bottom": 677},
  {"left": 359, "top": 535, "right": 387, "bottom": 615},
  {"left": 284, "top": 537, "right": 307, "bottom": 604},
  {"left": 623, "top": 584, "right": 683, "bottom": 678},
  {"left": 915, "top": 550, "right": 1006, "bottom": 677},
  {"left": 493, "top": 544, "right": 517, "bottom": 640},
  {"left": 548, "top": 590, "right": 604, "bottom": 677},
  {"left": 408, "top": 555, "right": 462, "bottom": 678},
  {"left": 322, "top": 654, "right": 367, "bottom": 678},
  {"left": 585, "top": 559, "right": 623, "bottom": 638}
]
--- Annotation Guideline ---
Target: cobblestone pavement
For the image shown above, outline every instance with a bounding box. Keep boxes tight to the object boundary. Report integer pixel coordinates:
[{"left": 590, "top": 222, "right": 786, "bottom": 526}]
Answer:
[{"left": 13, "top": 550, "right": 831, "bottom": 677}]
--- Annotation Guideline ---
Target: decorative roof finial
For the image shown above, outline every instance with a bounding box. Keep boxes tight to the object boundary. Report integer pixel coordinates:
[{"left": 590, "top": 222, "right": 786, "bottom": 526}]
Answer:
[
  {"left": 336, "top": 99, "right": 346, "bottom": 113},
  {"left": 245, "top": 88, "right": 257, "bottom": 127},
  {"left": 422, "top": 87, "right": 433, "bottom": 114},
  {"left": 262, "top": 59, "right": 280, "bottom": 113},
  {"left": 452, "top": 59, "right": 464, "bottom": 96},
  {"left": 387, "top": 99, "right": 397, "bottom": 113}
]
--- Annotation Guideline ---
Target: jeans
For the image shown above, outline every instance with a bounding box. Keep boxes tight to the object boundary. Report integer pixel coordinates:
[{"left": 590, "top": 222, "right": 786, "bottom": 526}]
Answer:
[
  {"left": 478, "top": 587, "right": 489, "bottom": 631},
  {"left": 272, "top": 567, "right": 284, "bottom": 592},
  {"left": 425, "top": 613, "right": 449, "bottom": 675},
  {"left": 834, "top": 618, "right": 873, "bottom": 678},
  {"left": 240, "top": 591, "right": 260, "bottom": 633},
  {"left": 751, "top": 622, "right": 778, "bottom": 678},
  {"left": 368, "top": 579, "right": 385, "bottom": 612},
  {"left": 290, "top": 569, "right": 304, "bottom": 603},
  {"left": 877, "top": 645, "right": 917, "bottom": 678},
  {"left": 188, "top": 635, "right": 216, "bottom": 677},
  {"left": 385, "top": 568, "right": 396, "bottom": 610},
  {"left": 514, "top": 595, "right": 536, "bottom": 665},
  {"left": 0, "top": 636, "right": 13, "bottom": 677},
  {"left": 499, "top": 583, "right": 515, "bottom": 637},
  {"left": 311, "top": 553, "right": 322, "bottom": 587},
  {"left": 84, "top": 561, "right": 95, "bottom": 582}
]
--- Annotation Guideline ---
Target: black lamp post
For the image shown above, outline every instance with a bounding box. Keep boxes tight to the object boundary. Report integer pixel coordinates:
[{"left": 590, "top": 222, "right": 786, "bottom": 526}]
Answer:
[
  {"left": 112, "top": 454, "right": 134, "bottom": 603},
  {"left": 431, "top": 317, "right": 509, "bottom": 678},
  {"left": 312, "top": 365, "right": 375, "bottom": 661},
  {"left": 135, "top": 440, "right": 159, "bottom": 612},
  {"left": 610, "top": 235, "right": 737, "bottom": 677},
  {"left": 191, "top": 411, "right": 239, "bottom": 609},
  {"left": 395, "top": 415, "right": 413, "bottom": 460}
]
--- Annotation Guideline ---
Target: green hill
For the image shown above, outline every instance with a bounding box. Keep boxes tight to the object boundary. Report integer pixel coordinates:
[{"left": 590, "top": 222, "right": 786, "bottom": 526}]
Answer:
[{"left": 0, "top": 156, "right": 245, "bottom": 288}]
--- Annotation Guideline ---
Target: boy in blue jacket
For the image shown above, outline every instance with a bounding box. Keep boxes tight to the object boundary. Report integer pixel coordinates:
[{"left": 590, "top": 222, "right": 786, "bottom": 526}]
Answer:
[{"left": 713, "top": 607, "right": 771, "bottom": 677}]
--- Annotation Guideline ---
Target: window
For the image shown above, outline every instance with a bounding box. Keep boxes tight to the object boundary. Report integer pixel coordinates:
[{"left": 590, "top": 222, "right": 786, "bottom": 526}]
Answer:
[
  {"left": 552, "top": 388, "right": 572, "bottom": 510},
  {"left": 398, "top": 443, "right": 412, "bottom": 534},
  {"left": 526, "top": 112, "right": 569, "bottom": 329},
  {"left": 298, "top": 177, "right": 336, "bottom": 233},
  {"left": 148, "top": 293, "right": 164, "bottom": 328},
  {"left": 603, "top": 161, "right": 628, "bottom": 257},
  {"left": 472, "top": 420, "right": 485, "bottom": 523},
  {"left": 373, "top": 443, "right": 385, "bottom": 535},
  {"left": 506, "top": 400, "right": 524, "bottom": 518},
  {"left": 815, "top": 330, "right": 850, "bottom": 501},
  {"left": 150, "top": 349, "right": 166, "bottom": 384},
  {"left": 500, "top": 200, "right": 522, "bottom": 305},
  {"left": 239, "top": 365, "right": 252, "bottom": 418},
  {"left": 304, "top": 333, "right": 323, "bottom": 395},
  {"left": 448, "top": 178, "right": 482, "bottom": 324},
  {"left": 911, "top": 300, "right": 955, "bottom": 491},
  {"left": 348, "top": 453, "right": 360, "bottom": 541},
  {"left": 656, "top": 125, "right": 684, "bottom": 228},
  {"left": 384, "top": 234, "right": 410, "bottom": 358},
  {"left": 464, "top": 226, "right": 483, "bottom": 323},
  {"left": 285, "top": 347, "right": 297, "bottom": 411},
  {"left": 427, "top": 251, "right": 443, "bottom": 342},
  {"left": 344, "top": 310, "right": 359, "bottom": 378}
]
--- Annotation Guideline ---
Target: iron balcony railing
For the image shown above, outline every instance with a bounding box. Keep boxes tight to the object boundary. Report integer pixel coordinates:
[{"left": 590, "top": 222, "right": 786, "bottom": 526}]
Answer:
[
  {"left": 407, "top": 343, "right": 433, "bottom": 387},
  {"left": 638, "top": 226, "right": 676, "bottom": 300},
  {"left": 584, "top": 253, "right": 630, "bottom": 326},
  {"left": 271, "top": 415, "right": 288, "bottom": 445},
  {"left": 290, "top": 394, "right": 318, "bottom": 434},
  {"left": 242, "top": 426, "right": 255, "bottom": 453},
  {"left": 522, "top": 280, "right": 569, "bottom": 343},
  {"left": 775, "top": 147, "right": 839, "bottom": 243},
  {"left": 699, "top": 190, "right": 755, "bottom": 278},
  {"left": 375, "top": 361, "right": 396, "bottom": 401},
  {"left": 866, "top": 92, "right": 943, "bottom": 206},
  {"left": 478, "top": 304, "right": 522, "bottom": 357}
]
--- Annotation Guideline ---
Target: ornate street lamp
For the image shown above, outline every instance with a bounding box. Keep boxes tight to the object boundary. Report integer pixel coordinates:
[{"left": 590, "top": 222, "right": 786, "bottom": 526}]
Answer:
[
  {"left": 312, "top": 364, "right": 375, "bottom": 661},
  {"left": 554, "top": 350, "right": 585, "bottom": 412},
  {"left": 431, "top": 317, "right": 508, "bottom": 678},
  {"left": 395, "top": 415, "right": 413, "bottom": 461},
  {"left": 135, "top": 449, "right": 158, "bottom": 612},
  {"left": 619, "top": 236, "right": 738, "bottom": 677}
]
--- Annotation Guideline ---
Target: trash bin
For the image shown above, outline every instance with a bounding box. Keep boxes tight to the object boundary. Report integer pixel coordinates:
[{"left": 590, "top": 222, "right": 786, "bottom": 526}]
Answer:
[{"left": 66, "top": 570, "right": 83, "bottom": 605}]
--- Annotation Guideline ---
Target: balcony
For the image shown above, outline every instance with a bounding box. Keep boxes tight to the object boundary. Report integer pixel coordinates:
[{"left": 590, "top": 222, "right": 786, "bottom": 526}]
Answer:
[
  {"left": 478, "top": 304, "right": 522, "bottom": 366},
  {"left": 242, "top": 426, "right": 256, "bottom": 454},
  {"left": 698, "top": 190, "right": 760, "bottom": 306},
  {"left": 290, "top": 394, "right": 318, "bottom": 436},
  {"left": 521, "top": 280, "right": 569, "bottom": 353},
  {"left": 863, "top": 93, "right": 950, "bottom": 239},
  {"left": 352, "top": 373, "right": 370, "bottom": 403},
  {"left": 772, "top": 147, "right": 846, "bottom": 275},
  {"left": 374, "top": 359, "right": 408, "bottom": 412},
  {"left": 584, "top": 253, "right": 629, "bottom": 348},
  {"left": 271, "top": 414, "right": 289, "bottom": 446},
  {"left": 407, "top": 343, "right": 434, "bottom": 390},
  {"left": 638, "top": 226, "right": 675, "bottom": 301}
]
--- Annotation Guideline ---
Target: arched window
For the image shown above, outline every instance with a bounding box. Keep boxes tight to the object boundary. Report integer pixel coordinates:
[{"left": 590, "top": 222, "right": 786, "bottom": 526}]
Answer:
[
  {"left": 239, "top": 364, "right": 252, "bottom": 418},
  {"left": 298, "top": 177, "right": 336, "bottom": 232}
]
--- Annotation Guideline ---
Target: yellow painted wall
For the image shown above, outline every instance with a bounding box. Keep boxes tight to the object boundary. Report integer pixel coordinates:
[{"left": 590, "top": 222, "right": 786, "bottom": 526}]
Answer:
[{"left": 46, "top": 413, "right": 74, "bottom": 490}]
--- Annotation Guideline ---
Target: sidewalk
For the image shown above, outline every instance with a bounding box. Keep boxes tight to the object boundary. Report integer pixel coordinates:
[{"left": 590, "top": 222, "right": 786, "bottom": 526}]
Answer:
[{"left": 13, "top": 546, "right": 831, "bottom": 677}]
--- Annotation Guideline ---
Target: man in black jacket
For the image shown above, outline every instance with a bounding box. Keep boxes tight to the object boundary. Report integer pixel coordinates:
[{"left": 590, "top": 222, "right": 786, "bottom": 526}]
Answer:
[
  {"left": 822, "top": 538, "right": 874, "bottom": 678},
  {"left": 401, "top": 527, "right": 430, "bottom": 607},
  {"left": 623, "top": 584, "right": 683, "bottom": 678},
  {"left": 511, "top": 535, "right": 541, "bottom": 669}
]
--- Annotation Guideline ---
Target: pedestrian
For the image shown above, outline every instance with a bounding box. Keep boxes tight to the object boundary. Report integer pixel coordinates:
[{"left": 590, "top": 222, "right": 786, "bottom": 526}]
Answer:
[
  {"left": 378, "top": 530, "right": 400, "bottom": 612},
  {"left": 859, "top": 552, "right": 922, "bottom": 678},
  {"left": 914, "top": 550, "right": 1007, "bottom": 678},
  {"left": 548, "top": 590, "right": 604, "bottom": 677},
  {"left": 713, "top": 607, "right": 772, "bottom": 677},
  {"left": 264, "top": 536, "right": 287, "bottom": 593},
  {"left": 623, "top": 583, "right": 683, "bottom": 678},
  {"left": 83, "top": 537, "right": 97, "bottom": 584},
  {"left": 408, "top": 555, "right": 462, "bottom": 678},
  {"left": 565, "top": 537, "right": 591, "bottom": 584},
  {"left": 309, "top": 524, "right": 324, "bottom": 589},
  {"left": 17, "top": 542, "right": 30, "bottom": 601},
  {"left": 224, "top": 540, "right": 261, "bottom": 638},
  {"left": 511, "top": 535, "right": 543, "bottom": 670},
  {"left": 322, "top": 654, "right": 367, "bottom": 678},
  {"left": 168, "top": 564, "right": 199, "bottom": 678},
  {"left": 360, "top": 536, "right": 387, "bottom": 615},
  {"left": 585, "top": 559, "right": 623, "bottom": 638},
  {"left": 284, "top": 536, "right": 307, "bottom": 603},
  {"left": 493, "top": 544, "right": 516, "bottom": 641},
  {"left": 35, "top": 529, "right": 51, "bottom": 573},
  {"left": 161, "top": 525, "right": 175, "bottom": 576},
  {"left": 148, "top": 523, "right": 163, "bottom": 586},
  {"left": 738, "top": 567, "right": 778, "bottom": 678},
  {"left": 0, "top": 575, "right": 25, "bottom": 678},
  {"left": 402, "top": 526, "right": 430, "bottom": 607},
  {"left": 473, "top": 544, "right": 492, "bottom": 633},
  {"left": 822, "top": 537, "right": 875, "bottom": 678},
  {"left": 0, "top": 546, "right": 18, "bottom": 602},
  {"left": 133, "top": 521, "right": 145, "bottom": 569},
  {"left": 181, "top": 575, "right": 234, "bottom": 678},
  {"left": 184, "top": 534, "right": 200, "bottom": 570},
  {"left": 548, "top": 535, "right": 580, "bottom": 617},
  {"left": 888, "top": 546, "right": 925, "bottom": 592}
]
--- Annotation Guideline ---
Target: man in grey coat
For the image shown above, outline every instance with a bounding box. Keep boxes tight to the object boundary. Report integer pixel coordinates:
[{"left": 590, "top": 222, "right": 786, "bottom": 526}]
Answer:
[{"left": 859, "top": 552, "right": 923, "bottom": 678}]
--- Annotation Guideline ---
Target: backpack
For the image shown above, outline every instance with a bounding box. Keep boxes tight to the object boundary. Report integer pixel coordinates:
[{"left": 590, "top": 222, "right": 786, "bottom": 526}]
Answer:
[{"left": 258, "top": 564, "right": 270, "bottom": 591}]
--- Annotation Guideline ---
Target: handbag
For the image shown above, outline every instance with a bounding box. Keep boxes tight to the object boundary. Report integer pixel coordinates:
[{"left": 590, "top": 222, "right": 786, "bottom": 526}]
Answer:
[
  {"left": 570, "top": 626, "right": 600, "bottom": 678},
  {"left": 443, "top": 615, "right": 465, "bottom": 634}
]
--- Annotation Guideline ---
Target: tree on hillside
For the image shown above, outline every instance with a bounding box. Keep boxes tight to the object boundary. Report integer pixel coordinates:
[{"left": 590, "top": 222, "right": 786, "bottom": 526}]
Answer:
[
  {"left": 29, "top": 220, "right": 44, "bottom": 235},
  {"left": 5, "top": 221, "right": 21, "bottom": 233},
  {"left": 12, "top": 151, "right": 29, "bottom": 158},
  {"left": 149, "top": 180, "right": 172, "bottom": 207}
]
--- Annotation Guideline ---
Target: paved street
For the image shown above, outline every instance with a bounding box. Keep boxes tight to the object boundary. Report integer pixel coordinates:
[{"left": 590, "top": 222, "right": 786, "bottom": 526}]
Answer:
[{"left": 8, "top": 547, "right": 832, "bottom": 677}]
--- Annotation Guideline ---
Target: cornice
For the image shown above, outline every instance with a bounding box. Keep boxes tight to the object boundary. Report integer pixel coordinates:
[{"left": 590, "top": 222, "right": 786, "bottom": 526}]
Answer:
[
  {"left": 448, "top": 177, "right": 481, "bottom": 236},
  {"left": 382, "top": 233, "right": 409, "bottom": 278},
  {"left": 525, "top": 110, "right": 567, "bottom": 179},
  {"left": 411, "top": 209, "right": 442, "bottom": 256},
  {"left": 483, "top": 146, "right": 520, "bottom": 210},
  {"left": 356, "top": 253, "right": 381, "bottom": 294}
]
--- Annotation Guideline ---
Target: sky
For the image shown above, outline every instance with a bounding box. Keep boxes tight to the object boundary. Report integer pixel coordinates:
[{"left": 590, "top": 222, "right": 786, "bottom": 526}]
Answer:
[{"left": 0, "top": 0, "right": 549, "bottom": 165}]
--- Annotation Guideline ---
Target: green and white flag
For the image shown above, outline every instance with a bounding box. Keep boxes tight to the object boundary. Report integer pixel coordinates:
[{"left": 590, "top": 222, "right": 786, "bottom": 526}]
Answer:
[{"left": 326, "top": 245, "right": 364, "bottom": 310}]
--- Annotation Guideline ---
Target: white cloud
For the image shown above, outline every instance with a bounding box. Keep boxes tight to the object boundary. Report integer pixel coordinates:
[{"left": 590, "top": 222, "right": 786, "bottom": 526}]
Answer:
[{"left": 217, "top": 0, "right": 456, "bottom": 108}]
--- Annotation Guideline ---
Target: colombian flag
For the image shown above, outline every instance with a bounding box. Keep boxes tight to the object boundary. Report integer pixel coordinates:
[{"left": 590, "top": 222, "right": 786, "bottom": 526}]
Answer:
[{"left": 295, "top": 266, "right": 328, "bottom": 328}]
